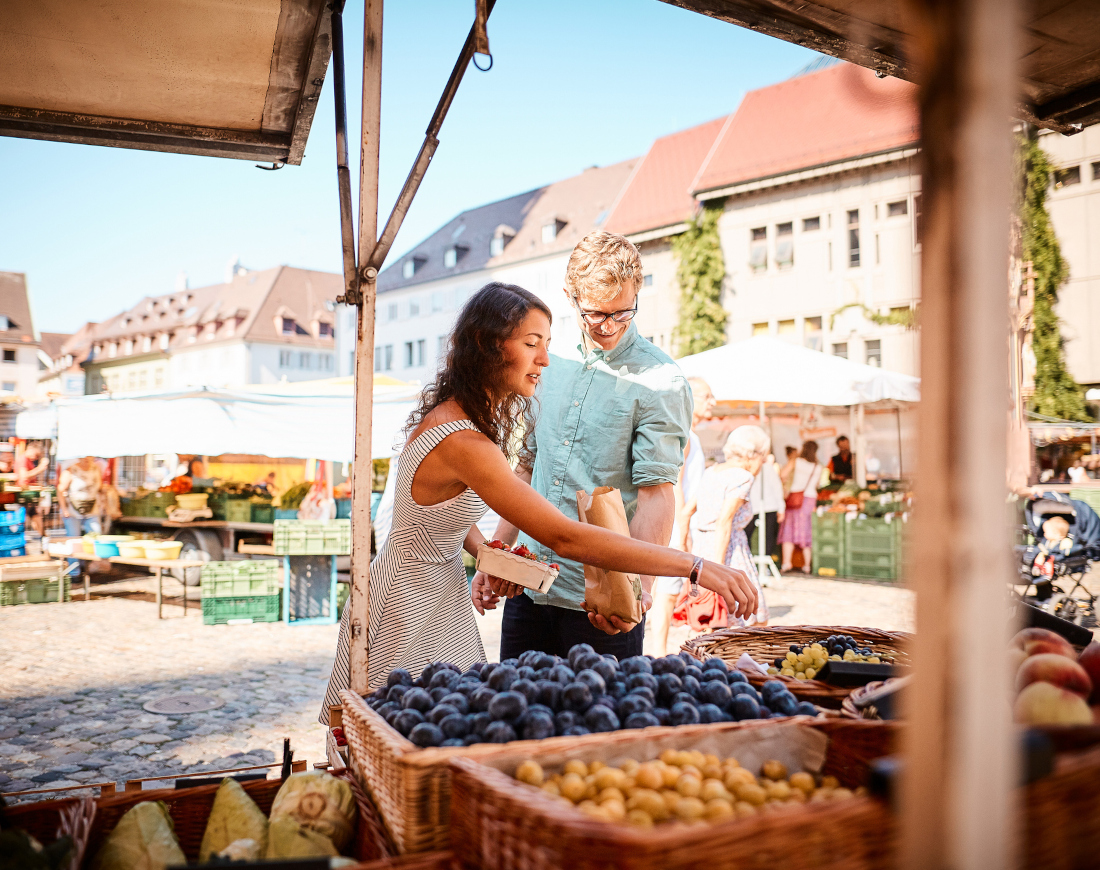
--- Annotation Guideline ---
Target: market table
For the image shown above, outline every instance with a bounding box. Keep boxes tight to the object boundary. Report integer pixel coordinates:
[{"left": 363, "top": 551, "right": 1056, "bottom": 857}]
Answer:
[{"left": 61, "top": 546, "right": 204, "bottom": 618}]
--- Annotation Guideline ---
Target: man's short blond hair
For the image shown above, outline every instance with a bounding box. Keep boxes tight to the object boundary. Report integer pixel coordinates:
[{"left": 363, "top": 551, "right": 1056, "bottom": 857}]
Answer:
[{"left": 564, "top": 231, "right": 643, "bottom": 305}]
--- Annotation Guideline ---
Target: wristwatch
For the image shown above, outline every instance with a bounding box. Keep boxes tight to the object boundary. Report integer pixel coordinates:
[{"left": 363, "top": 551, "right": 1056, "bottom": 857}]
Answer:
[{"left": 689, "top": 556, "right": 703, "bottom": 598}]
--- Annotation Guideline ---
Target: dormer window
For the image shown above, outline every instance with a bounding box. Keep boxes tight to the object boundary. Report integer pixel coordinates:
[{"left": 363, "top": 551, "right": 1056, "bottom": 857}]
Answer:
[
  {"left": 142, "top": 336, "right": 152, "bottom": 353},
  {"left": 282, "top": 317, "right": 297, "bottom": 335},
  {"left": 541, "top": 218, "right": 566, "bottom": 244},
  {"left": 319, "top": 322, "right": 334, "bottom": 338},
  {"left": 443, "top": 245, "right": 468, "bottom": 269},
  {"left": 160, "top": 333, "right": 170, "bottom": 350},
  {"left": 491, "top": 224, "right": 516, "bottom": 257},
  {"left": 402, "top": 255, "right": 427, "bottom": 279}
]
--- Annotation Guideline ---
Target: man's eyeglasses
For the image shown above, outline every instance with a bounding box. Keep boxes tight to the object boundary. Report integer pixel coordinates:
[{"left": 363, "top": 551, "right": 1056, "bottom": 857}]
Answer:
[{"left": 571, "top": 296, "right": 638, "bottom": 326}]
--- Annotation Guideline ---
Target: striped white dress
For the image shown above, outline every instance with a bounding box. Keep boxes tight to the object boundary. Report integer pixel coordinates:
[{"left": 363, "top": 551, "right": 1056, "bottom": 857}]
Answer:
[{"left": 320, "top": 420, "right": 487, "bottom": 723}]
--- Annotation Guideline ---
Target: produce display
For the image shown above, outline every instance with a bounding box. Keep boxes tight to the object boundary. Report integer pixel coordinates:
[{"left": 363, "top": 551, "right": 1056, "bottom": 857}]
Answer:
[
  {"left": 510, "top": 749, "right": 861, "bottom": 827},
  {"left": 1011, "top": 628, "right": 1100, "bottom": 726},
  {"left": 88, "top": 772, "right": 357, "bottom": 866},
  {"left": 766, "top": 635, "right": 895, "bottom": 679},
  {"left": 363, "top": 645, "right": 818, "bottom": 748}
]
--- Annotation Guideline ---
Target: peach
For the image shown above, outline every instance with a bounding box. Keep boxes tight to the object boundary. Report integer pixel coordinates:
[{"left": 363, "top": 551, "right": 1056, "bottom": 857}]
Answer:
[
  {"left": 1010, "top": 628, "right": 1076, "bottom": 661},
  {"left": 1015, "top": 653, "right": 1093, "bottom": 698},
  {"left": 1077, "top": 642, "right": 1100, "bottom": 703},
  {"left": 1014, "top": 681, "right": 1093, "bottom": 726}
]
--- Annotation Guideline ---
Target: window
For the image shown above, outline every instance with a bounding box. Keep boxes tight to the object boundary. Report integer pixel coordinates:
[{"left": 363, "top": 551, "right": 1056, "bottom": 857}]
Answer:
[
  {"left": 127, "top": 371, "right": 137, "bottom": 390},
  {"left": 404, "top": 342, "right": 414, "bottom": 367},
  {"left": 875, "top": 233, "right": 881, "bottom": 265},
  {"left": 0, "top": 316, "right": 9, "bottom": 330},
  {"left": 383, "top": 345, "right": 393, "bottom": 371},
  {"left": 832, "top": 342, "right": 848, "bottom": 360},
  {"left": 318, "top": 322, "right": 334, "bottom": 338},
  {"left": 914, "top": 194, "right": 923, "bottom": 245},
  {"left": 350, "top": 351, "right": 355, "bottom": 373},
  {"left": 124, "top": 340, "right": 134, "bottom": 355},
  {"left": 416, "top": 339, "right": 425, "bottom": 367},
  {"left": 775, "top": 222, "right": 794, "bottom": 267},
  {"left": 2, "top": 350, "right": 14, "bottom": 363},
  {"left": 431, "top": 291, "right": 446, "bottom": 313},
  {"left": 323, "top": 354, "right": 333, "bottom": 371},
  {"left": 279, "top": 350, "right": 292, "bottom": 368},
  {"left": 828, "top": 241, "right": 833, "bottom": 271},
  {"left": 888, "top": 200, "right": 908, "bottom": 217},
  {"left": 409, "top": 299, "right": 420, "bottom": 318},
  {"left": 138, "top": 370, "right": 147, "bottom": 390},
  {"left": 848, "top": 209, "right": 860, "bottom": 267},
  {"left": 802, "top": 216, "right": 820, "bottom": 232},
  {"left": 804, "top": 316, "right": 823, "bottom": 351},
  {"left": 155, "top": 368, "right": 164, "bottom": 387},
  {"left": 490, "top": 236, "right": 505, "bottom": 257},
  {"left": 300, "top": 352, "right": 312, "bottom": 369},
  {"left": 1, "top": 381, "right": 15, "bottom": 392},
  {"left": 752, "top": 322, "right": 770, "bottom": 337},
  {"left": 749, "top": 227, "right": 767, "bottom": 271},
  {"left": 865, "top": 339, "right": 882, "bottom": 367},
  {"left": 108, "top": 343, "right": 117, "bottom": 358},
  {"left": 388, "top": 303, "right": 399, "bottom": 321},
  {"left": 160, "top": 333, "right": 170, "bottom": 350},
  {"left": 642, "top": 274, "right": 654, "bottom": 286},
  {"left": 374, "top": 346, "right": 383, "bottom": 372},
  {"left": 542, "top": 220, "right": 565, "bottom": 243},
  {"left": 438, "top": 335, "right": 448, "bottom": 356},
  {"left": 443, "top": 245, "right": 467, "bottom": 269},
  {"left": 1054, "top": 166, "right": 1081, "bottom": 189},
  {"left": 142, "top": 336, "right": 152, "bottom": 352},
  {"left": 281, "top": 317, "right": 296, "bottom": 335},
  {"left": 778, "top": 319, "right": 796, "bottom": 336},
  {"left": 403, "top": 260, "right": 416, "bottom": 279}
]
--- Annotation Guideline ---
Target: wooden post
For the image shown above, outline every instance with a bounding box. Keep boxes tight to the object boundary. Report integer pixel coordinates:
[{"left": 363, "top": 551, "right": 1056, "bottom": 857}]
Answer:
[
  {"left": 900, "top": 0, "right": 1020, "bottom": 868},
  {"left": 349, "top": 0, "right": 383, "bottom": 695}
]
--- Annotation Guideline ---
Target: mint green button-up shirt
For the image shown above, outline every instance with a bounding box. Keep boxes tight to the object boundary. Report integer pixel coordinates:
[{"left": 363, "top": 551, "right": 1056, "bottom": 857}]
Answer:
[{"left": 517, "top": 323, "right": 693, "bottom": 611}]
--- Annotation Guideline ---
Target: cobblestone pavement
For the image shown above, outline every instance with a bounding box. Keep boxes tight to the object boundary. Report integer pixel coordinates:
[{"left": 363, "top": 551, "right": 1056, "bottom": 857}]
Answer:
[{"left": 0, "top": 571, "right": 912, "bottom": 802}]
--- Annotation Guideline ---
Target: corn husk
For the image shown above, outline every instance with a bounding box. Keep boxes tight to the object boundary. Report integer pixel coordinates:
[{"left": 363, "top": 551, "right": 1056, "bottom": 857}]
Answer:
[
  {"left": 577, "top": 486, "right": 643, "bottom": 625},
  {"left": 199, "top": 778, "right": 268, "bottom": 861},
  {"left": 264, "top": 818, "right": 338, "bottom": 859},
  {"left": 216, "top": 838, "right": 262, "bottom": 861},
  {"left": 269, "top": 772, "right": 354, "bottom": 850},
  {"left": 89, "top": 802, "right": 184, "bottom": 870}
]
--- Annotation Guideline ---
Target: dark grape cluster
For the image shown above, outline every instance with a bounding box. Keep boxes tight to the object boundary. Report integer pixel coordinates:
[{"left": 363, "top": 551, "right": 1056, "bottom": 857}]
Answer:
[{"left": 363, "top": 644, "right": 817, "bottom": 748}]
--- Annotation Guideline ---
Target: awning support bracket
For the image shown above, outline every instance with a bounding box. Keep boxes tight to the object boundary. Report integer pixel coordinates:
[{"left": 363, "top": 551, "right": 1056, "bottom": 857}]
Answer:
[{"left": 332, "top": 4, "right": 361, "bottom": 306}]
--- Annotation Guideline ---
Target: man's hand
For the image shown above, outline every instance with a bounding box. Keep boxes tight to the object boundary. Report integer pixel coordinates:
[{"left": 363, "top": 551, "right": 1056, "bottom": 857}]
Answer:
[
  {"left": 470, "top": 571, "right": 500, "bottom": 615},
  {"left": 486, "top": 572, "right": 523, "bottom": 599},
  {"left": 585, "top": 589, "right": 653, "bottom": 635}
]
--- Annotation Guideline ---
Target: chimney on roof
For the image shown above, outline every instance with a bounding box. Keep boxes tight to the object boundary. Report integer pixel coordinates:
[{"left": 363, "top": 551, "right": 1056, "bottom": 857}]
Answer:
[
  {"left": 175, "top": 271, "right": 189, "bottom": 292},
  {"left": 224, "top": 256, "right": 248, "bottom": 283}
]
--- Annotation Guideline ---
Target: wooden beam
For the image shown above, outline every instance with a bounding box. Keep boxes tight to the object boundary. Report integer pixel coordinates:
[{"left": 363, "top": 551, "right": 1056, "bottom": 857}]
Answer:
[
  {"left": 348, "top": 0, "right": 383, "bottom": 695},
  {"left": 900, "top": 0, "right": 1020, "bottom": 868}
]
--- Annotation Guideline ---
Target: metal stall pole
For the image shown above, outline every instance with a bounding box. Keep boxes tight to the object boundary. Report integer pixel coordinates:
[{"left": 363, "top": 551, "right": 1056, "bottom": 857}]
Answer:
[
  {"left": 347, "top": 0, "right": 384, "bottom": 695},
  {"left": 756, "top": 398, "right": 778, "bottom": 583},
  {"left": 900, "top": 0, "right": 1020, "bottom": 867}
]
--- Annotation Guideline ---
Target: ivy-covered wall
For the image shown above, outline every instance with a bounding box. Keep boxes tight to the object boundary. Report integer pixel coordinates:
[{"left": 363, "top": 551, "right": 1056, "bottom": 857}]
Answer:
[{"left": 672, "top": 204, "right": 728, "bottom": 357}]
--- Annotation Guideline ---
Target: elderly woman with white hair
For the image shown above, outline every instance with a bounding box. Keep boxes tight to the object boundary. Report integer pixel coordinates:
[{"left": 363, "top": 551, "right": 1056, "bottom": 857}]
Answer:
[{"left": 682, "top": 425, "right": 771, "bottom": 626}]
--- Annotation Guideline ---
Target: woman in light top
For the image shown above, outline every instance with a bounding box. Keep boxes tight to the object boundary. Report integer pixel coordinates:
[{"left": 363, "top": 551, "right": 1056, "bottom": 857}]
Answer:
[
  {"left": 686, "top": 426, "right": 771, "bottom": 626},
  {"left": 778, "top": 440, "right": 822, "bottom": 574}
]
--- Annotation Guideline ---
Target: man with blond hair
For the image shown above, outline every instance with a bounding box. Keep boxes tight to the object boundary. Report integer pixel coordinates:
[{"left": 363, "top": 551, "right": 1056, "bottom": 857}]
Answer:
[{"left": 473, "top": 230, "right": 707, "bottom": 659}]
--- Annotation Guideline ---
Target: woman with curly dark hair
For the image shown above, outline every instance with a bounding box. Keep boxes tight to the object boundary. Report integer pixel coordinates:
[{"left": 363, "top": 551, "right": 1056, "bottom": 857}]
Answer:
[{"left": 321, "top": 282, "right": 757, "bottom": 712}]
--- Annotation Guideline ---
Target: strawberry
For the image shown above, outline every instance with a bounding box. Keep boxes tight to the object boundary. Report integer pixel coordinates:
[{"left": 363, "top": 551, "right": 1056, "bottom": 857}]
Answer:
[
  {"left": 486, "top": 540, "right": 508, "bottom": 550},
  {"left": 549, "top": 563, "right": 560, "bottom": 571},
  {"left": 512, "top": 544, "right": 535, "bottom": 560}
]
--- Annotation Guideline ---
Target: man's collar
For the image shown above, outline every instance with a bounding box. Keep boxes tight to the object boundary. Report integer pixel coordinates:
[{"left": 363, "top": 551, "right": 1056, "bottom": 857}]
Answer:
[{"left": 577, "top": 322, "right": 639, "bottom": 364}]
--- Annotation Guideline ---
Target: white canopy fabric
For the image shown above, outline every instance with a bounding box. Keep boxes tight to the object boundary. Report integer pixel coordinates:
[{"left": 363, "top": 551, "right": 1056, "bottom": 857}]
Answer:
[
  {"left": 51, "top": 380, "right": 418, "bottom": 461},
  {"left": 676, "top": 336, "right": 920, "bottom": 406}
]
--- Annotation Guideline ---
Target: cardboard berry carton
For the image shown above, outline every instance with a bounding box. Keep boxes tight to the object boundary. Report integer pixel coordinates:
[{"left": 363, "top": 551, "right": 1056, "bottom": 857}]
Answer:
[{"left": 475, "top": 540, "right": 559, "bottom": 594}]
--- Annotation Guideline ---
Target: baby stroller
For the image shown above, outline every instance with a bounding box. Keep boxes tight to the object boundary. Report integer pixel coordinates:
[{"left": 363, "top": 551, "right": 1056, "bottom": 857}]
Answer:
[{"left": 1015, "top": 492, "right": 1100, "bottom": 627}]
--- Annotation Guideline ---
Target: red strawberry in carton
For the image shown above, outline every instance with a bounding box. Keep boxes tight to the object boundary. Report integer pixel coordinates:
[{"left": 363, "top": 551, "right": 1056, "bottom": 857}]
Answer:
[{"left": 475, "top": 541, "right": 559, "bottom": 594}]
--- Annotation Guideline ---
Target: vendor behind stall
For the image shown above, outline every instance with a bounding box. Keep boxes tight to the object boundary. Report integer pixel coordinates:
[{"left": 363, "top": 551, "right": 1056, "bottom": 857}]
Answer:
[
  {"left": 16, "top": 443, "right": 50, "bottom": 537},
  {"left": 58, "top": 456, "right": 104, "bottom": 538}
]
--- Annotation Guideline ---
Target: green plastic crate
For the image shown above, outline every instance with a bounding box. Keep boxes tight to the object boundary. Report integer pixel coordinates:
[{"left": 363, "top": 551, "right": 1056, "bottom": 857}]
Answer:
[
  {"left": 1070, "top": 488, "right": 1100, "bottom": 514},
  {"left": 224, "top": 499, "right": 252, "bottom": 523},
  {"left": 273, "top": 519, "right": 351, "bottom": 555},
  {"left": 846, "top": 562, "right": 900, "bottom": 581},
  {"left": 812, "top": 552, "right": 846, "bottom": 575},
  {"left": 251, "top": 502, "right": 274, "bottom": 524},
  {"left": 201, "top": 560, "right": 281, "bottom": 598},
  {"left": 202, "top": 593, "right": 282, "bottom": 625},
  {"left": 1, "top": 575, "right": 70, "bottom": 606}
]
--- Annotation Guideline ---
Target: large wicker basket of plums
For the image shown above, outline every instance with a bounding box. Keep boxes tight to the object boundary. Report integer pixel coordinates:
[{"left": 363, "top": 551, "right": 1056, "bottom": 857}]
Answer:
[
  {"left": 684, "top": 626, "right": 912, "bottom": 708},
  {"left": 340, "top": 645, "right": 821, "bottom": 854}
]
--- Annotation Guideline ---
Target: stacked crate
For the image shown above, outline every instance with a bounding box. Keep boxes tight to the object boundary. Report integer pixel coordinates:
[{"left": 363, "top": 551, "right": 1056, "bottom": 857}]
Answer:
[
  {"left": 845, "top": 515, "right": 906, "bottom": 581},
  {"left": 200, "top": 559, "right": 282, "bottom": 625},
  {"left": 273, "top": 519, "right": 347, "bottom": 625},
  {"left": 273, "top": 519, "right": 351, "bottom": 555},
  {"left": 0, "top": 506, "right": 27, "bottom": 557},
  {"left": 810, "top": 512, "right": 846, "bottom": 575}
]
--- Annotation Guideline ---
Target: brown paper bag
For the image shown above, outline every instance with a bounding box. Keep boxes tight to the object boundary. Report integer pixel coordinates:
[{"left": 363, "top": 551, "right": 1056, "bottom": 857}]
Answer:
[{"left": 576, "top": 486, "right": 643, "bottom": 626}]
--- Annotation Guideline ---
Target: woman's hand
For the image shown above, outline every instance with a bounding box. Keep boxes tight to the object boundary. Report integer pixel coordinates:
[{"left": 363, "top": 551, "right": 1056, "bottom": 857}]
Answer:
[
  {"left": 698, "top": 560, "right": 758, "bottom": 619},
  {"left": 470, "top": 571, "right": 500, "bottom": 615},
  {"left": 585, "top": 588, "right": 653, "bottom": 636}
]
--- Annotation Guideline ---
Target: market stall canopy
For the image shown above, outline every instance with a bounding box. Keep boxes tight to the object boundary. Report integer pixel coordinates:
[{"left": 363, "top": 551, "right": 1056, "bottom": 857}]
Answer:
[
  {"left": 659, "top": 0, "right": 1100, "bottom": 134},
  {"left": 0, "top": 0, "right": 332, "bottom": 163},
  {"left": 676, "top": 335, "right": 920, "bottom": 406},
  {"left": 49, "top": 380, "right": 419, "bottom": 461}
]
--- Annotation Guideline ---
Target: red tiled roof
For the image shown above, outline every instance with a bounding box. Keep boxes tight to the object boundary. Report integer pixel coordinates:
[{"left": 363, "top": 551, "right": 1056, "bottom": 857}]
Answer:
[
  {"left": 604, "top": 116, "right": 727, "bottom": 238},
  {"left": 692, "top": 63, "right": 919, "bottom": 196}
]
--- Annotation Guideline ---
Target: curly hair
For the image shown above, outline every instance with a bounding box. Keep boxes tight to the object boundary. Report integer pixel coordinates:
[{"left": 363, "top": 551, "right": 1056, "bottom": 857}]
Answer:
[{"left": 403, "top": 282, "right": 552, "bottom": 463}]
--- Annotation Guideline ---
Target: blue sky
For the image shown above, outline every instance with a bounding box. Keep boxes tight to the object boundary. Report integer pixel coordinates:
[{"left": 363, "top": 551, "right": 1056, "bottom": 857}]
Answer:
[{"left": 0, "top": 0, "right": 814, "bottom": 335}]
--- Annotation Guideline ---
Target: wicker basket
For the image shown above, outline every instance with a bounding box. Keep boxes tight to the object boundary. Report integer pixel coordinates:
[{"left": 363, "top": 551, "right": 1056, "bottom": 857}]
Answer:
[
  {"left": 4, "top": 772, "right": 390, "bottom": 866},
  {"left": 683, "top": 625, "right": 912, "bottom": 708},
  {"left": 340, "top": 689, "right": 829, "bottom": 855},
  {"left": 449, "top": 719, "right": 898, "bottom": 870},
  {"left": 2, "top": 795, "right": 95, "bottom": 870},
  {"left": 840, "top": 679, "right": 899, "bottom": 720}
]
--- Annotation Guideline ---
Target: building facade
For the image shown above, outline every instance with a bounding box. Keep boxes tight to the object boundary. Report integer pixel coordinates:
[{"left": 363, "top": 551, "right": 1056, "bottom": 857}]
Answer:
[
  {"left": 0, "top": 272, "right": 43, "bottom": 397},
  {"left": 82, "top": 266, "right": 341, "bottom": 394},
  {"left": 339, "top": 160, "right": 639, "bottom": 383},
  {"left": 1039, "top": 125, "right": 1100, "bottom": 389}
]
